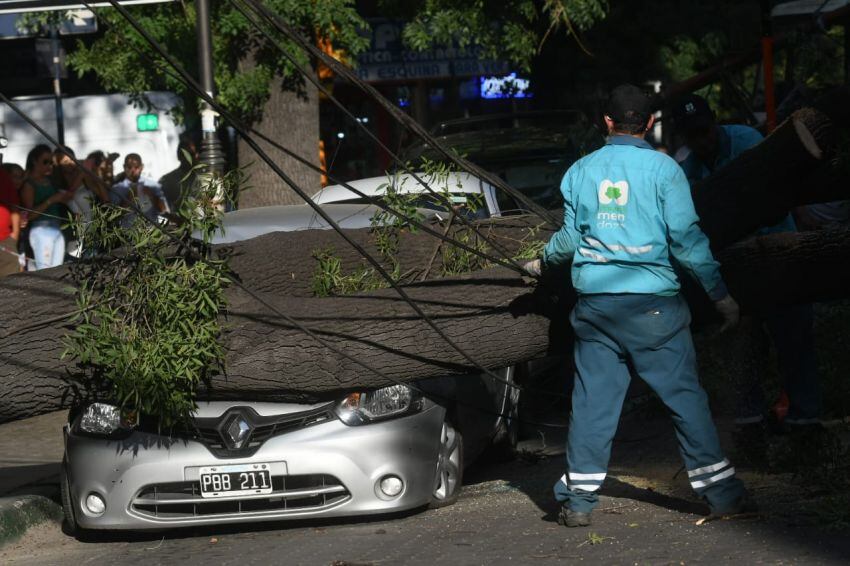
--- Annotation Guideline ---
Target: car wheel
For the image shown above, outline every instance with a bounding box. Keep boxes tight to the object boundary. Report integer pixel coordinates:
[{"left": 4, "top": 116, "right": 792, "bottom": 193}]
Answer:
[
  {"left": 428, "top": 417, "right": 464, "bottom": 508},
  {"left": 60, "top": 459, "right": 81, "bottom": 536},
  {"left": 481, "top": 364, "right": 521, "bottom": 463}
]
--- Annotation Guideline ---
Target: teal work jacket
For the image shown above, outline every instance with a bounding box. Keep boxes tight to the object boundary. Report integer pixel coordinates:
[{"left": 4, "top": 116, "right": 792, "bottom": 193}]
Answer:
[{"left": 543, "top": 135, "right": 727, "bottom": 300}]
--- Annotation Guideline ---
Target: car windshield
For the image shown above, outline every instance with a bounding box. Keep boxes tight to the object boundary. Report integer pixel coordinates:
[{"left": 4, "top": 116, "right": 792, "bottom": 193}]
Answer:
[
  {"left": 329, "top": 192, "right": 489, "bottom": 220},
  {"left": 403, "top": 117, "right": 604, "bottom": 213}
]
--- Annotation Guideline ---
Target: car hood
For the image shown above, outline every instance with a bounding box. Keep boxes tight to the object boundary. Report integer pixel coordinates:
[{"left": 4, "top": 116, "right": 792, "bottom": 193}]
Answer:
[{"left": 212, "top": 203, "right": 388, "bottom": 244}]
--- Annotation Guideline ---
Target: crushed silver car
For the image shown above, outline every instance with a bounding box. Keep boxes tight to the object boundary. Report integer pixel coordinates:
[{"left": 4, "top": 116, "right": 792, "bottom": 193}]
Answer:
[
  {"left": 63, "top": 373, "right": 517, "bottom": 531},
  {"left": 61, "top": 175, "right": 524, "bottom": 532}
]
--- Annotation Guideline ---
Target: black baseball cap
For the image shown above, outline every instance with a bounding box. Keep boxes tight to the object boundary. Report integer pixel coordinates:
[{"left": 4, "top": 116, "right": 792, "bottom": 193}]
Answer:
[
  {"left": 672, "top": 94, "right": 715, "bottom": 132},
  {"left": 605, "top": 84, "right": 653, "bottom": 125}
]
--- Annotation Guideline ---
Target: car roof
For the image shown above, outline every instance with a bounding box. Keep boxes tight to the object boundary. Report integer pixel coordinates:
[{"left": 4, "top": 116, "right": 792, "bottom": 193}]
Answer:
[
  {"left": 431, "top": 110, "right": 587, "bottom": 136},
  {"left": 311, "top": 172, "right": 488, "bottom": 205},
  {"left": 213, "top": 202, "right": 445, "bottom": 244},
  {"left": 214, "top": 203, "right": 383, "bottom": 244}
]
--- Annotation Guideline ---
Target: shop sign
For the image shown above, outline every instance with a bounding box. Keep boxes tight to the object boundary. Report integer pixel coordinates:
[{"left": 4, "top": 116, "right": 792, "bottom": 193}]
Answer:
[{"left": 356, "top": 18, "right": 510, "bottom": 82}]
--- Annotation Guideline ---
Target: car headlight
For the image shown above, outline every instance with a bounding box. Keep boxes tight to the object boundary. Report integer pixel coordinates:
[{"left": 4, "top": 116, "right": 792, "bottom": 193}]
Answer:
[
  {"left": 77, "top": 403, "right": 137, "bottom": 437},
  {"left": 336, "top": 384, "right": 423, "bottom": 425}
]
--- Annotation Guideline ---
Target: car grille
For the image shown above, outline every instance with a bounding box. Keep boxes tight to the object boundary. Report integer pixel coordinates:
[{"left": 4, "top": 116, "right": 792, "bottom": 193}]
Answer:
[
  {"left": 185, "top": 405, "right": 336, "bottom": 458},
  {"left": 131, "top": 474, "right": 350, "bottom": 519}
]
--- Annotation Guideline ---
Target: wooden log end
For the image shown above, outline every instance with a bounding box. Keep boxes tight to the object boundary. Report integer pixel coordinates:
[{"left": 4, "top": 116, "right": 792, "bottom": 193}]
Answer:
[{"left": 791, "top": 107, "right": 834, "bottom": 160}]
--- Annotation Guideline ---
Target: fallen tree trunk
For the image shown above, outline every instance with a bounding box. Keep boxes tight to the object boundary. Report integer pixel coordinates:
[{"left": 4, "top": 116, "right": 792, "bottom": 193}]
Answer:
[
  {"left": 690, "top": 107, "right": 834, "bottom": 249},
  {"left": 0, "top": 101, "right": 843, "bottom": 421},
  {"left": 4, "top": 225, "right": 850, "bottom": 418}
]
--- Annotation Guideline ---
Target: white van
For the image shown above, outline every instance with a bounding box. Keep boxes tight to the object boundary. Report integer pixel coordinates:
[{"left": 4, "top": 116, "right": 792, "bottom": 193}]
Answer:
[{"left": 0, "top": 91, "right": 184, "bottom": 180}]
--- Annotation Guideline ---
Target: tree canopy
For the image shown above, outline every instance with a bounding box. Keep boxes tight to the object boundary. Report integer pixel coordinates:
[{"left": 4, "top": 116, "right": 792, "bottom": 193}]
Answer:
[{"left": 61, "top": 0, "right": 609, "bottom": 127}]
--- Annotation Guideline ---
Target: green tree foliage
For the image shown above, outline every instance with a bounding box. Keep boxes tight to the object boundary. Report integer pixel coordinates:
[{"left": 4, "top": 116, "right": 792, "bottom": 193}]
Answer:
[
  {"left": 383, "top": 0, "right": 607, "bottom": 70},
  {"left": 62, "top": 169, "right": 243, "bottom": 427},
  {"left": 59, "top": 1, "right": 609, "bottom": 123},
  {"left": 65, "top": 1, "right": 370, "bottom": 125}
]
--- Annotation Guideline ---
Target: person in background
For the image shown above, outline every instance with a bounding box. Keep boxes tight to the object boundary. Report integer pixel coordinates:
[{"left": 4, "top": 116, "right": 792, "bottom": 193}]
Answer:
[
  {"left": 524, "top": 85, "right": 750, "bottom": 527},
  {"left": 21, "top": 144, "right": 72, "bottom": 270},
  {"left": 159, "top": 136, "right": 198, "bottom": 213},
  {"left": 3, "top": 162, "right": 27, "bottom": 225},
  {"left": 2, "top": 162, "right": 25, "bottom": 194},
  {"left": 2, "top": 163, "right": 30, "bottom": 267},
  {"left": 111, "top": 153, "right": 169, "bottom": 227},
  {"left": 55, "top": 148, "right": 110, "bottom": 216},
  {"left": 673, "top": 94, "right": 821, "bottom": 438},
  {"left": 53, "top": 148, "right": 112, "bottom": 258},
  {"left": 0, "top": 165, "right": 21, "bottom": 276},
  {"left": 85, "top": 150, "right": 120, "bottom": 189}
]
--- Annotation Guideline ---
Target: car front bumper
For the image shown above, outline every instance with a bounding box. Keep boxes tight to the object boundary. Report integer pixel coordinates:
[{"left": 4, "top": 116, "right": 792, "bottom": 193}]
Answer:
[{"left": 65, "top": 404, "right": 444, "bottom": 530}]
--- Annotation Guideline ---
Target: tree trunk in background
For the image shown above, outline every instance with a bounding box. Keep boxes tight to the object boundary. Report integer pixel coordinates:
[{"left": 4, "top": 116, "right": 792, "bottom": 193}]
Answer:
[{"left": 236, "top": 77, "right": 321, "bottom": 208}]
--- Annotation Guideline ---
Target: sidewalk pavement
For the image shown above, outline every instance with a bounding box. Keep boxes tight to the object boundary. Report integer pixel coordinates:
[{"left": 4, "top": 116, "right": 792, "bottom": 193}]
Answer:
[{"left": 0, "top": 411, "right": 67, "bottom": 546}]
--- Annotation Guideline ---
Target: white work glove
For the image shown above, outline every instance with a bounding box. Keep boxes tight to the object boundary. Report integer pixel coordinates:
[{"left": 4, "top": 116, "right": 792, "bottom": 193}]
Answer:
[
  {"left": 522, "top": 259, "right": 543, "bottom": 278},
  {"left": 714, "top": 294, "right": 740, "bottom": 333}
]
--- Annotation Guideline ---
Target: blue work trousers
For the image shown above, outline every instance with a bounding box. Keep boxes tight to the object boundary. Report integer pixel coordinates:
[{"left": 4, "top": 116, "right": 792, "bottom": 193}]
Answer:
[{"left": 554, "top": 294, "right": 745, "bottom": 514}]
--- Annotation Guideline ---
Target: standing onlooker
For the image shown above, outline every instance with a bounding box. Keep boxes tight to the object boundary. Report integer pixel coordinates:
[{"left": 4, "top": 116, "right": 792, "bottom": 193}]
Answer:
[
  {"left": 673, "top": 94, "right": 820, "bottom": 434},
  {"left": 159, "top": 137, "right": 198, "bottom": 213},
  {"left": 55, "top": 148, "right": 110, "bottom": 220},
  {"left": 2, "top": 163, "right": 29, "bottom": 267},
  {"left": 111, "top": 153, "right": 169, "bottom": 227},
  {"left": 0, "top": 165, "right": 21, "bottom": 276},
  {"left": 85, "top": 150, "right": 120, "bottom": 189},
  {"left": 21, "top": 144, "right": 72, "bottom": 270},
  {"left": 54, "top": 148, "right": 111, "bottom": 257},
  {"left": 2, "top": 162, "right": 26, "bottom": 193}
]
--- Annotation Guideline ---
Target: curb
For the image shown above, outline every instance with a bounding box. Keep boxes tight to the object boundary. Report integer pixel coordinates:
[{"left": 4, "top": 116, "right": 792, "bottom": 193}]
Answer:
[{"left": 0, "top": 495, "right": 63, "bottom": 547}]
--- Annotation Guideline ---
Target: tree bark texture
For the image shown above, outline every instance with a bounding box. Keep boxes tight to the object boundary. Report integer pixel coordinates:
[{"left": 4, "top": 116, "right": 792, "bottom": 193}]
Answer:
[
  {"left": 4, "top": 222, "right": 850, "bottom": 420},
  {"left": 237, "top": 75, "right": 321, "bottom": 208},
  {"left": 690, "top": 107, "right": 835, "bottom": 250},
  {"left": 0, "top": 97, "right": 847, "bottom": 420}
]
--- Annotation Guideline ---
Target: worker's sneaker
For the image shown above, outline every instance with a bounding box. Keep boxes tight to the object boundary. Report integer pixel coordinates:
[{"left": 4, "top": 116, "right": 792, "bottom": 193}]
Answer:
[
  {"left": 558, "top": 505, "right": 592, "bottom": 527},
  {"left": 707, "top": 494, "right": 758, "bottom": 520}
]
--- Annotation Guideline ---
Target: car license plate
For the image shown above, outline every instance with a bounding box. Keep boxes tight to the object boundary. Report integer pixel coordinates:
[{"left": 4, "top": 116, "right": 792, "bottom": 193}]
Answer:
[{"left": 199, "top": 463, "right": 273, "bottom": 498}]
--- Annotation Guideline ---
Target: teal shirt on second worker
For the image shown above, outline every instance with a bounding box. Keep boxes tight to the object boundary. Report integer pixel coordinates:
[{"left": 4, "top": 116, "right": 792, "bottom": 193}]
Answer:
[
  {"left": 543, "top": 135, "right": 727, "bottom": 301},
  {"left": 677, "top": 124, "right": 796, "bottom": 234}
]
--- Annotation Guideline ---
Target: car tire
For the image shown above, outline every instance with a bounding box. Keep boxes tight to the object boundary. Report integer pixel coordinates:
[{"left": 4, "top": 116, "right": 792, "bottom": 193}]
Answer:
[
  {"left": 428, "top": 417, "right": 464, "bottom": 509},
  {"left": 60, "top": 459, "right": 81, "bottom": 537},
  {"left": 480, "top": 364, "right": 521, "bottom": 463}
]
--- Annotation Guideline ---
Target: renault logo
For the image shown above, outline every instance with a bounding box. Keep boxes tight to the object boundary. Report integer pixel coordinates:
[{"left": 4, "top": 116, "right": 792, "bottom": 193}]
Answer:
[{"left": 223, "top": 414, "right": 252, "bottom": 449}]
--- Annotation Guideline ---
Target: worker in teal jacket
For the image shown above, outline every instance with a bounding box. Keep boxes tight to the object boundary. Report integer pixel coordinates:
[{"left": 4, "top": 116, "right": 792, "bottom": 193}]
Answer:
[
  {"left": 523, "top": 85, "right": 751, "bottom": 528},
  {"left": 674, "top": 94, "right": 820, "bottom": 432}
]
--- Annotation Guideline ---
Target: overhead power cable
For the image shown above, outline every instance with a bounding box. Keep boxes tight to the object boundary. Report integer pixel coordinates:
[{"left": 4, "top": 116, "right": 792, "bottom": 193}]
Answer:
[
  {"left": 0, "top": 88, "right": 574, "bottom": 424},
  {"left": 79, "top": 0, "right": 533, "bottom": 273},
  {"left": 100, "top": 0, "right": 552, "bottom": 398},
  {"left": 59, "top": 3, "right": 530, "bottom": 274},
  {"left": 241, "top": 0, "right": 561, "bottom": 228},
  {"left": 226, "top": 0, "right": 525, "bottom": 269}
]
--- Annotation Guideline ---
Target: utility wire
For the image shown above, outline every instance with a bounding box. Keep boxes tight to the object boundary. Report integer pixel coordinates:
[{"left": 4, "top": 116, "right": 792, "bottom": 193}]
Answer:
[
  {"left": 79, "top": 0, "right": 533, "bottom": 274},
  {"left": 0, "top": 85, "right": 568, "bottom": 412},
  {"left": 80, "top": 0, "right": 529, "bottom": 273},
  {"left": 51, "top": 6, "right": 529, "bottom": 273},
  {"left": 98, "top": 0, "right": 556, "bottom": 398},
  {"left": 0, "top": 98, "right": 574, "bottom": 429},
  {"left": 225, "top": 0, "right": 526, "bottom": 270},
  {"left": 241, "top": 0, "right": 561, "bottom": 228}
]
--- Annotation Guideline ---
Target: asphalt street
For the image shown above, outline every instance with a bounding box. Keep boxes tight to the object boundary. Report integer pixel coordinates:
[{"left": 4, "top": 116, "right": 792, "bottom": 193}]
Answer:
[{"left": 3, "top": 414, "right": 849, "bottom": 565}]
